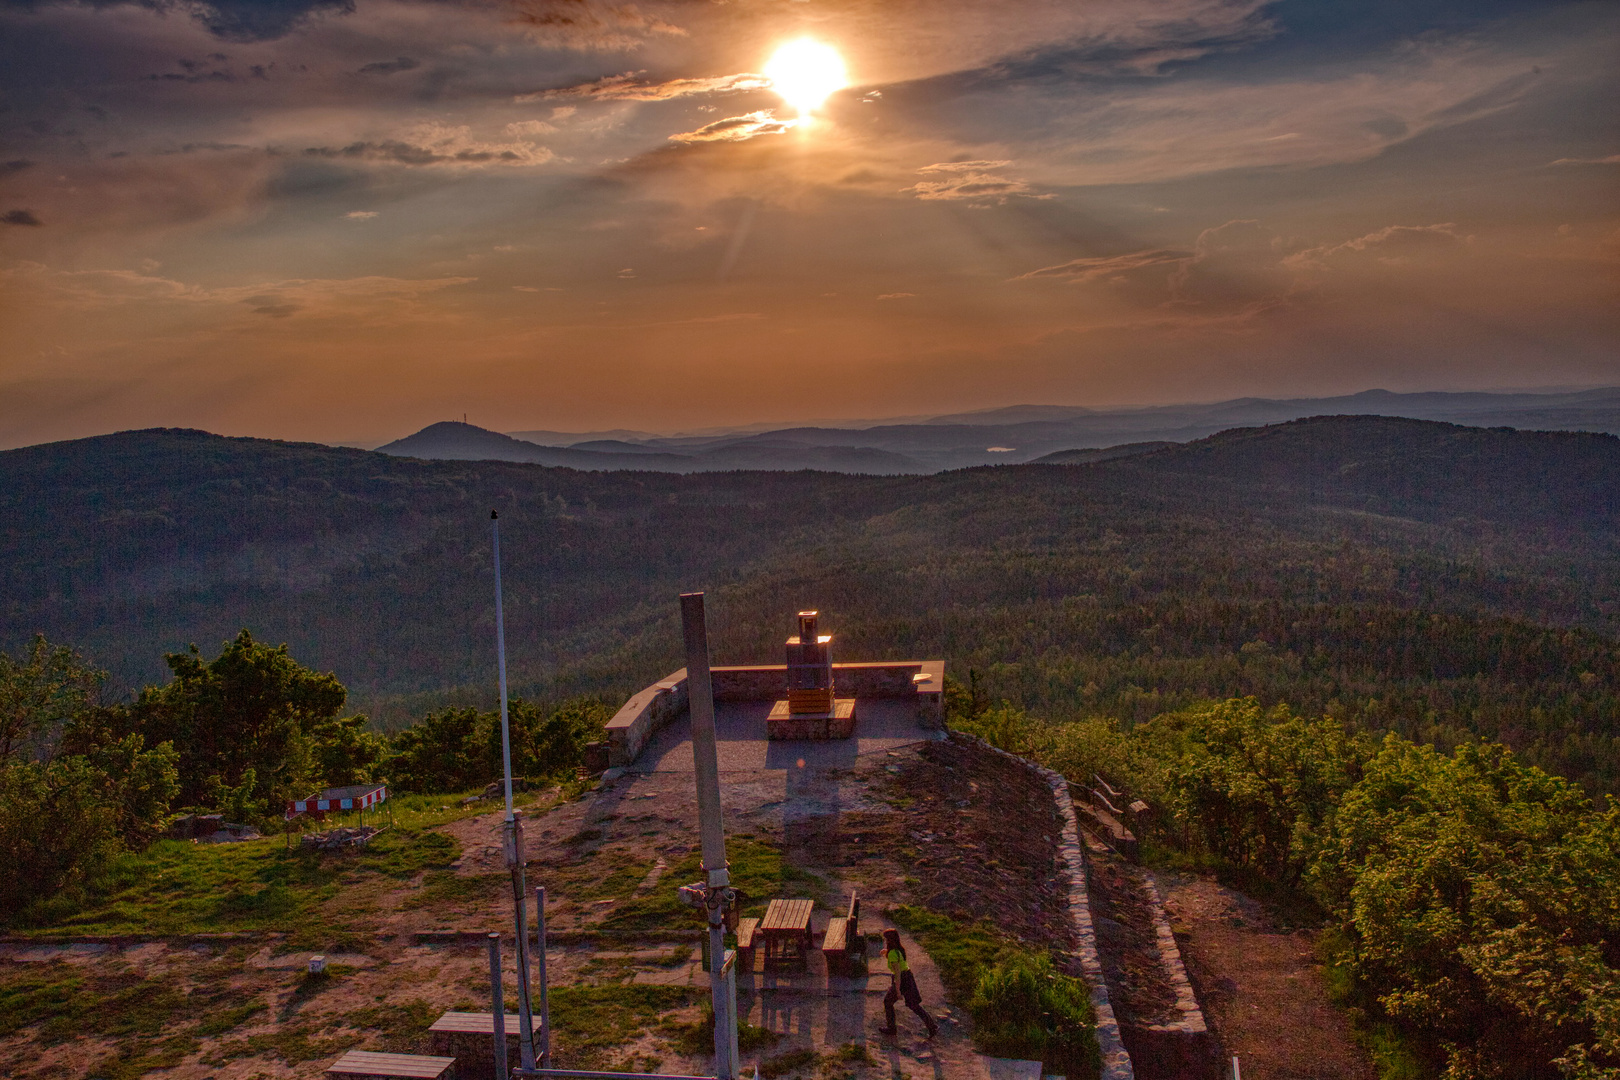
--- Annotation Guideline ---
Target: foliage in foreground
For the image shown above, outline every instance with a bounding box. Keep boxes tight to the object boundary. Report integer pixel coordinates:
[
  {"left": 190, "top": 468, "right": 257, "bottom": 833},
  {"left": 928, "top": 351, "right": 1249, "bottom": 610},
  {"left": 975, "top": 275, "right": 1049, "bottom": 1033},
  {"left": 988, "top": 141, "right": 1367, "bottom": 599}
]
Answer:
[
  {"left": 0, "top": 630, "right": 608, "bottom": 926},
  {"left": 959, "top": 695, "right": 1620, "bottom": 1080},
  {"left": 890, "top": 904, "right": 1098, "bottom": 1079}
]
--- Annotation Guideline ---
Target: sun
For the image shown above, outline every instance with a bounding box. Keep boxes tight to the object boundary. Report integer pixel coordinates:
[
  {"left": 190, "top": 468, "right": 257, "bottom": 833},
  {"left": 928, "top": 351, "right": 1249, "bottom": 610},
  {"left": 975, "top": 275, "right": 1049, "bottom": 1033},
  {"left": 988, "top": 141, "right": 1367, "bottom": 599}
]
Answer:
[{"left": 764, "top": 39, "right": 848, "bottom": 118}]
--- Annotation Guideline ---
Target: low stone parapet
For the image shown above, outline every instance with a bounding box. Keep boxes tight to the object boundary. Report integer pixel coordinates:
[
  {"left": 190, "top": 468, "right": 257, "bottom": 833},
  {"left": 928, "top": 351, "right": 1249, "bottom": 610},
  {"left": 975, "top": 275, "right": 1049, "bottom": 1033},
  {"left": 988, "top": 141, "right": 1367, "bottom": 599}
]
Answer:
[{"left": 604, "top": 660, "right": 945, "bottom": 765}]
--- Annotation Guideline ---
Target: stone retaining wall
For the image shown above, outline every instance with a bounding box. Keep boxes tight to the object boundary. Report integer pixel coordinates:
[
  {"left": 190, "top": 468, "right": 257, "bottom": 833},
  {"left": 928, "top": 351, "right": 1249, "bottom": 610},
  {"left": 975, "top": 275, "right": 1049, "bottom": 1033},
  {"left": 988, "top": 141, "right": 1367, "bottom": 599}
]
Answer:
[
  {"left": 951, "top": 732, "right": 1135, "bottom": 1080},
  {"left": 1121, "top": 877, "right": 1219, "bottom": 1078}
]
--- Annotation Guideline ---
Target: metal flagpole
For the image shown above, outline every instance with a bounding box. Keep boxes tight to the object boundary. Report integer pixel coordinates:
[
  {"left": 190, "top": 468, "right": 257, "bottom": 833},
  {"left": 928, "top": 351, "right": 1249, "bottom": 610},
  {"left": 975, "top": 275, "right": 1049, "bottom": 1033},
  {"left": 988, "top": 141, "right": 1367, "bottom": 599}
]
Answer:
[
  {"left": 679, "top": 593, "right": 738, "bottom": 1080},
  {"left": 536, "top": 885, "right": 551, "bottom": 1068},
  {"left": 488, "top": 933, "right": 509, "bottom": 1078},
  {"left": 493, "top": 511, "right": 538, "bottom": 1072}
]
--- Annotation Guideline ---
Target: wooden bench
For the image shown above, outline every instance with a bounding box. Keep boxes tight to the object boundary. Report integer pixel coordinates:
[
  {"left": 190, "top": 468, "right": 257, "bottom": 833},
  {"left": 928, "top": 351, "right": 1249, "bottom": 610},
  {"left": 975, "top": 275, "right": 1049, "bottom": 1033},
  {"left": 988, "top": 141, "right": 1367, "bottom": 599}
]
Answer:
[
  {"left": 821, "top": 893, "right": 860, "bottom": 976},
  {"left": 326, "top": 1049, "right": 457, "bottom": 1079},
  {"left": 735, "top": 917, "right": 760, "bottom": 969}
]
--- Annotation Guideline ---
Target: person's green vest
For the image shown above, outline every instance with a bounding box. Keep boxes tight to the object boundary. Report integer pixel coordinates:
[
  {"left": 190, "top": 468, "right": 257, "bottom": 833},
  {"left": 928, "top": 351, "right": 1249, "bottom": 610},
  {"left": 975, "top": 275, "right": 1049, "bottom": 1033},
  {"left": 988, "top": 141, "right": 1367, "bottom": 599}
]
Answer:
[{"left": 886, "top": 948, "right": 908, "bottom": 976}]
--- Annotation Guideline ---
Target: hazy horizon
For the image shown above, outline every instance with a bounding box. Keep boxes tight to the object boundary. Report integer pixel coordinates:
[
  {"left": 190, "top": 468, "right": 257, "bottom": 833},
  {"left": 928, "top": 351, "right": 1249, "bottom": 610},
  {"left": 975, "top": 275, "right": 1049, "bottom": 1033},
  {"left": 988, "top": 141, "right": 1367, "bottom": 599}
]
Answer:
[{"left": 2, "top": 0, "right": 1616, "bottom": 449}]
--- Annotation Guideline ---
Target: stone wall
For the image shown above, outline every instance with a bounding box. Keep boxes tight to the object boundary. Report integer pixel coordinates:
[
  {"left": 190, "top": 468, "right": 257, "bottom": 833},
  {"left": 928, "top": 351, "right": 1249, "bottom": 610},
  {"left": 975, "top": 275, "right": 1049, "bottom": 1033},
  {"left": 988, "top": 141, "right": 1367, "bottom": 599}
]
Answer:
[{"left": 603, "top": 659, "right": 945, "bottom": 766}]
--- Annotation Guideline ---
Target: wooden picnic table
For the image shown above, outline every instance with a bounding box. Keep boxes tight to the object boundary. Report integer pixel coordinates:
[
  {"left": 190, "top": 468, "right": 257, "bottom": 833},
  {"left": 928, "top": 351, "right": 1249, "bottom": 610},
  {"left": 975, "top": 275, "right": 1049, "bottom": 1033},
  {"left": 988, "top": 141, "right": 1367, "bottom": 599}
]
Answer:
[
  {"left": 326, "top": 1049, "right": 457, "bottom": 1079},
  {"left": 428, "top": 1011, "right": 542, "bottom": 1035},
  {"left": 760, "top": 898, "right": 814, "bottom": 965}
]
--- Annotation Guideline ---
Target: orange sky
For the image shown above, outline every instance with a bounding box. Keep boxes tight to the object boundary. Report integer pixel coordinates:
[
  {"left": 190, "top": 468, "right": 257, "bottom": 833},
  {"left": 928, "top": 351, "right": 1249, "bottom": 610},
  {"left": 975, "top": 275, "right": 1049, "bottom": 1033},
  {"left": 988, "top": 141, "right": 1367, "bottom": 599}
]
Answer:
[{"left": 0, "top": 0, "right": 1616, "bottom": 447}]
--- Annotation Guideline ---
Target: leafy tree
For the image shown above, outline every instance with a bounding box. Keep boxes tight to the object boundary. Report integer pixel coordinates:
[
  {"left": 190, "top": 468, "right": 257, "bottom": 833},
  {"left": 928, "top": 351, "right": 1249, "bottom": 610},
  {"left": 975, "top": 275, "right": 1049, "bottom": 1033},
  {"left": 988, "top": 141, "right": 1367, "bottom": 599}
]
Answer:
[
  {"left": 0, "top": 637, "right": 180, "bottom": 924},
  {"left": 1135, "top": 698, "right": 1368, "bottom": 883},
  {"left": 125, "top": 630, "right": 347, "bottom": 816},
  {"left": 1311, "top": 739, "right": 1620, "bottom": 1078},
  {"left": 0, "top": 634, "right": 102, "bottom": 764},
  {"left": 386, "top": 706, "right": 491, "bottom": 794},
  {"left": 386, "top": 697, "right": 611, "bottom": 794},
  {"left": 313, "top": 714, "right": 389, "bottom": 787}
]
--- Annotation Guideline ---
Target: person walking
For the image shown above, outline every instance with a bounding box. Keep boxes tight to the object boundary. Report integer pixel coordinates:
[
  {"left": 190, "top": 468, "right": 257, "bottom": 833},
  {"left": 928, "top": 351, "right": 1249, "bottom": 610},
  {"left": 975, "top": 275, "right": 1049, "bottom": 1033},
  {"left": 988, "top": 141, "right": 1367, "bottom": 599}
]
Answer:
[{"left": 879, "top": 928, "right": 937, "bottom": 1038}]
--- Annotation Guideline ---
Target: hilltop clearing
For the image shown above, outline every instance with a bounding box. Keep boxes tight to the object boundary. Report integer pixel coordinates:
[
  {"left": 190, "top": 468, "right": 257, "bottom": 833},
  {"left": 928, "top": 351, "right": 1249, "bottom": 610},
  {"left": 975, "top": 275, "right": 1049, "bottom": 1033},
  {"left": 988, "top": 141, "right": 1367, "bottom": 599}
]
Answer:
[{"left": 0, "top": 735, "right": 1122, "bottom": 1079}]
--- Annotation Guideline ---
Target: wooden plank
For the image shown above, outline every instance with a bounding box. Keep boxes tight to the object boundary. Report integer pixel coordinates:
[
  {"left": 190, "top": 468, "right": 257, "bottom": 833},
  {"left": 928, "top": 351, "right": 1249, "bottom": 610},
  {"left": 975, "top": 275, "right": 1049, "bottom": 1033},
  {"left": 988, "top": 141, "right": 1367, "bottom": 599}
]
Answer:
[
  {"left": 428, "top": 1010, "right": 541, "bottom": 1034},
  {"left": 761, "top": 898, "right": 813, "bottom": 932},
  {"left": 327, "top": 1049, "right": 457, "bottom": 1078}
]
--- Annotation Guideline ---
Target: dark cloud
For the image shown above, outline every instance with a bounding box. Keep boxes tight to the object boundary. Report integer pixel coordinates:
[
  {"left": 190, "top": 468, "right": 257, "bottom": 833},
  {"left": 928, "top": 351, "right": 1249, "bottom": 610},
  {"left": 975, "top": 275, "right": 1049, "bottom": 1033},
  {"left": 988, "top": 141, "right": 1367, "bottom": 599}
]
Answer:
[
  {"left": 504, "top": 0, "right": 686, "bottom": 52},
  {"left": 2, "top": 209, "right": 43, "bottom": 226},
  {"left": 358, "top": 56, "right": 419, "bottom": 76},
  {"left": 302, "top": 141, "right": 527, "bottom": 165},
  {"left": 522, "top": 71, "right": 769, "bottom": 103},
  {"left": 0, "top": 0, "right": 355, "bottom": 41},
  {"left": 250, "top": 303, "right": 298, "bottom": 317},
  {"left": 0, "top": 160, "right": 35, "bottom": 177},
  {"left": 149, "top": 69, "right": 235, "bottom": 83}
]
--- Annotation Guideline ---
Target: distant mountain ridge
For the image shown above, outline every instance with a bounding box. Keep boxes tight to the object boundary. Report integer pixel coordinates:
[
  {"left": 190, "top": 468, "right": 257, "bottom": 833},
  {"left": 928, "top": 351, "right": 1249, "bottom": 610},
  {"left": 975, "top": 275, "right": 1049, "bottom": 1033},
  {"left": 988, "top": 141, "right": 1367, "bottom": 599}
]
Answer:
[{"left": 378, "top": 387, "right": 1620, "bottom": 474}]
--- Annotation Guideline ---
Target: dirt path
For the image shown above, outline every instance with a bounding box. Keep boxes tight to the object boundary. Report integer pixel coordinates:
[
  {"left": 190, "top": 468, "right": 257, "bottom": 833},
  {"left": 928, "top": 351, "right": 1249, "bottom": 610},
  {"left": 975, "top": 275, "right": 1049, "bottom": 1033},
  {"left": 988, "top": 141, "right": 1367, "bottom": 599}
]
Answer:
[{"left": 1152, "top": 873, "right": 1374, "bottom": 1080}]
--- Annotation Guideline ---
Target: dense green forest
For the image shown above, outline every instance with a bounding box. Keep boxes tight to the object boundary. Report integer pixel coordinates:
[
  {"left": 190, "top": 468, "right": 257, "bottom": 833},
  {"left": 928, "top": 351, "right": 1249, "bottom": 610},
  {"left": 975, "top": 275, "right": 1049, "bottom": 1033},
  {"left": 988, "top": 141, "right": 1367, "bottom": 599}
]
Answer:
[
  {"left": 957, "top": 697, "right": 1620, "bottom": 1080},
  {"left": 3, "top": 416, "right": 1616, "bottom": 789}
]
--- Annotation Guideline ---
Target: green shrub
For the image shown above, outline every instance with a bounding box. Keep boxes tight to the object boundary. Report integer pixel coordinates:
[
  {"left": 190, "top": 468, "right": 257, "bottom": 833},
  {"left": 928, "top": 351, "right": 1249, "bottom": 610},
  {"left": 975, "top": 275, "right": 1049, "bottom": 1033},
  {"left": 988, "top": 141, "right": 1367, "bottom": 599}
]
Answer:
[{"left": 969, "top": 952, "right": 1097, "bottom": 1079}]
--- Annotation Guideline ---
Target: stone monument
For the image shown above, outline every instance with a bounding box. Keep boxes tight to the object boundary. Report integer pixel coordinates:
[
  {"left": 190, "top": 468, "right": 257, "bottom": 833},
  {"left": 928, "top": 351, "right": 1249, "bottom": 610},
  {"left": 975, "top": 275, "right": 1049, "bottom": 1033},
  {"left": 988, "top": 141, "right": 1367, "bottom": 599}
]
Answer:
[{"left": 767, "top": 610, "right": 856, "bottom": 739}]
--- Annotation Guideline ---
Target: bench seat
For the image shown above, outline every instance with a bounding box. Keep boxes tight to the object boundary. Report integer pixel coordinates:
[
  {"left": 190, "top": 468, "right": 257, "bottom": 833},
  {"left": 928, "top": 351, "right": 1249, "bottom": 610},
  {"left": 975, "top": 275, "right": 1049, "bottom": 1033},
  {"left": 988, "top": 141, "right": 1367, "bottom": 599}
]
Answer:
[
  {"left": 821, "top": 893, "right": 860, "bottom": 976},
  {"left": 735, "top": 917, "right": 760, "bottom": 968}
]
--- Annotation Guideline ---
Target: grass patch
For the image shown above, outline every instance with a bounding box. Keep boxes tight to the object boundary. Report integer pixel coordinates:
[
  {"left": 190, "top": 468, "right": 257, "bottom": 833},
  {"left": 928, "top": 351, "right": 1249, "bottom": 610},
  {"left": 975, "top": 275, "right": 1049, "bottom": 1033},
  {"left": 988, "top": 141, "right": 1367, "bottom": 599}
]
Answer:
[
  {"left": 760, "top": 1047, "right": 822, "bottom": 1078},
  {"left": 599, "top": 837, "right": 816, "bottom": 932},
  {"left": 547, "top": 985, "right": 693, "bottom": 1068},
  {"left": 664, "top": 1004, "right": 780, "bottom": 1055},
  {"left": 401, "top": 870, "right": 505, "bottom": 911},
  {"left": 15, "top": 799, "right": 472, "bottom": 936},
  {"left": 654, "top": 945, "right": 694, "bottom": 968},
  {"left": 85, "top": 1035, "right": 199, "bottom": 1080},
  {"left": 195, "top": 1002, "right": 266, "bottom": 1037},
  {"left": 342, "top": 998, "right": 439, "bottom": 1052}
]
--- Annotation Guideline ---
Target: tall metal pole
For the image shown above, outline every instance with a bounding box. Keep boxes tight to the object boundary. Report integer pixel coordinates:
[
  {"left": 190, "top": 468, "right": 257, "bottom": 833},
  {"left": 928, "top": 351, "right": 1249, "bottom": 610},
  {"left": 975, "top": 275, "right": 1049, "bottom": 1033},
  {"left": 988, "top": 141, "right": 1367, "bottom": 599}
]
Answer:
[
  {"left": 536, "top": 885, "right": 551, "bottom": 1068},
  {"left": 488, "top": 933, "right": 509, "bottom": 1078},
  {"left": 493, "top": 511, "right": 538, "bottom": 1071},
  {"left": 680, "top": 592, "right": 737, "bottom": 1080}
]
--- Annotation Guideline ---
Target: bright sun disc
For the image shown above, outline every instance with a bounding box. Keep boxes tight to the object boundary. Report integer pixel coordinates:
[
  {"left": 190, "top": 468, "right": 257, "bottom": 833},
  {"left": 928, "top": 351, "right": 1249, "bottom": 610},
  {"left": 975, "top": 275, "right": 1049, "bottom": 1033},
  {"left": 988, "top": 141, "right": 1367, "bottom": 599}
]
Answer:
[{"left": 764, "top": 39, "right": 848, "bottom": 117}]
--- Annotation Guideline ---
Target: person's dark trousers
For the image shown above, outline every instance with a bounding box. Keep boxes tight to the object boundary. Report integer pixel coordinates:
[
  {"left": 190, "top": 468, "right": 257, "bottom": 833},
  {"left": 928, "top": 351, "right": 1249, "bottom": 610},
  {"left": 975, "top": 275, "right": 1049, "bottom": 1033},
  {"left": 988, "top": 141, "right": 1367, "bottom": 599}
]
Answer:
[{"left": 883, "top": 970, "right": 937, "bottom": 1036}]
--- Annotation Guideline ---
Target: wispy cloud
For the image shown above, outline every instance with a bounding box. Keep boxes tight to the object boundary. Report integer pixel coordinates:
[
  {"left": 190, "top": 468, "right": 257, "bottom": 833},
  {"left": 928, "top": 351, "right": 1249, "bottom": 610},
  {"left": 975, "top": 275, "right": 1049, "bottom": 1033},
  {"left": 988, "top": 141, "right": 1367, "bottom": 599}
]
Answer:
[
  {"left": 1014, "top": 249, "right": 1191, "bottom": 283},
  {"left": 357, "top": 56, "right": 419, "bottom": 76},
  {"left": 303, "top": 123, "right": 553, "bottom": 167},
  {"left": 1548, "top": 154, "right": 1620, "bottom": 166},
  {"left": 1283, "top": 223, "right": 1463, "bottom": 271},
  {"left": 668, "top": 111, "right": 795, "bottom": 144},
  {"left": 904, "top": 161, "right": 1046, "bottom": 205},
  {"left": 520, "top": 71, "right": 769, "bottom": 103}
]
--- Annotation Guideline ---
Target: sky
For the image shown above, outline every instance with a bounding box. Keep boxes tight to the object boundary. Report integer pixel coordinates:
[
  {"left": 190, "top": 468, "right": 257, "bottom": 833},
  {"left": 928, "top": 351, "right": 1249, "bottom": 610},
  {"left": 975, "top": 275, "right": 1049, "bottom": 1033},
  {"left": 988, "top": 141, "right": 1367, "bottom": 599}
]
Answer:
[{"left": 0, "top": 0, "right": 1616, "bottom": 448}]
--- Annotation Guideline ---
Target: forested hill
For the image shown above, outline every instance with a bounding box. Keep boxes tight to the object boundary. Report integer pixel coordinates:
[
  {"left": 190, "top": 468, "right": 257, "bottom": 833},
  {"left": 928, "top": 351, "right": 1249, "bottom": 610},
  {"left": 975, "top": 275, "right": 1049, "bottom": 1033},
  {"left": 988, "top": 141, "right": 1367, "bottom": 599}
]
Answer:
[{"left": 3, "top": 416, "right": 1618, "bottom": 790}]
